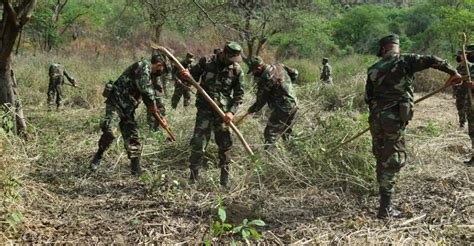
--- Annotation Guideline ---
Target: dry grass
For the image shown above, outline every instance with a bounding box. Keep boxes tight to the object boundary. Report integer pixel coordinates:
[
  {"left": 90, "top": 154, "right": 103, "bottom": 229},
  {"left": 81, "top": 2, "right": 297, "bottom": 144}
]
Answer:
[{"left": 0, "top": 52, "right": 472, "bottom": 244}]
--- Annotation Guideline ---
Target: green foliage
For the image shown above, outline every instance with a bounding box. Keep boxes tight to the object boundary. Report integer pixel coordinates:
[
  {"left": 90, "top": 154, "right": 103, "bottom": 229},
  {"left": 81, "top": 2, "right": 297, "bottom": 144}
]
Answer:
[{"left": 209, "top": 198, "right": 265, "bottom": 242}]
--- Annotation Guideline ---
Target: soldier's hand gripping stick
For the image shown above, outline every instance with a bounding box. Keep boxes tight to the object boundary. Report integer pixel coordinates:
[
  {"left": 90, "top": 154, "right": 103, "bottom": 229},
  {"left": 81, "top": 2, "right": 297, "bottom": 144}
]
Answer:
[
  {"left": 150, "top": 105, "right": 177, "bottom": 142},
  {"left": 152, "top": 43, "right": 254, "bottom": 156}
]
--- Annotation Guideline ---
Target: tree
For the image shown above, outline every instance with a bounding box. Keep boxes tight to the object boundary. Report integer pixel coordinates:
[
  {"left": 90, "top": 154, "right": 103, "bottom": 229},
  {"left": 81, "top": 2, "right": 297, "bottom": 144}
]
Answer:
[
  {"left": 0, "top": 0, "right": 37, "bottom": 135},
  {"left": 193, "top": 0, "right": 296, "bottom": 60},
  {"left": 141, "top": 0, "right": 186, "bottom": 42}
]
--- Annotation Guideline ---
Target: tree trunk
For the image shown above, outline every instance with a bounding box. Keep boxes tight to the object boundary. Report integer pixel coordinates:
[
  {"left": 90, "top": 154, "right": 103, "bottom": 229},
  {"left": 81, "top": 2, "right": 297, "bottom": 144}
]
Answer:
[
  {"left": 153, "top": 24, "right": 163, "bottom": 43},
  {"left": 11, "top": 69, "right": 26, "bottom": 135}
]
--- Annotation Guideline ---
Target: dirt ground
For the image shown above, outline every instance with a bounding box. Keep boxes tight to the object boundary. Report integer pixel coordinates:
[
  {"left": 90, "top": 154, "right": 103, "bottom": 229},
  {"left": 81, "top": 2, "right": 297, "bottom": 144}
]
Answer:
[{"left": 4, "top": 92, "right": 474, "bottom": 244}]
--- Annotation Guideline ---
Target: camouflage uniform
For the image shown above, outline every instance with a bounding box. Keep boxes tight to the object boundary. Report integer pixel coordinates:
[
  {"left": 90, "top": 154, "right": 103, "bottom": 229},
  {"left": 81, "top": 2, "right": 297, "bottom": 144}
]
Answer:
[
  {"left": 457, "top": 46, "right": 474, "bottom": 166},
  {"left": 366, "top": 35, "right": 458, "bottom": 218},
  {"left": 47, "top": 63, "right": 75, "bottom": 110},
  {"left": 146, "top": 74, "right": 167, "bottom": 131},
  {"left": 188, "top": 43, "right": 245, "bottom": 185},
  {"left": 171, "top": 56, "right": 194, "bottom": 109},
  {"left": 320, "top": 58, "right": 333, "bottom": 84},
  {"left": 454, "top": 64, "right": 468, "bottom": 127},
  {"left": 92, "top": 58, "right": 157, "bottom": 174},
  {"left": 247, "top": 56, "right": 299, "bottom": 146}
]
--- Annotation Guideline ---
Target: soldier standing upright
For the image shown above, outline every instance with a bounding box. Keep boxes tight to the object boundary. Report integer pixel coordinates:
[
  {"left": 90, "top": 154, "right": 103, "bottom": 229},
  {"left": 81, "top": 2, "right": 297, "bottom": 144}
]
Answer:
[
  {"left": 245, "top": 56, "right": 299, "bottom": 147},
  {"left": 365, "top": 34, "right": 461, "bottom": 218},
  {"left": 186, "top": 42, "right": 245, "bottom": 186},
  {"left": 90, "top": 55, "right": 170, "bottom": 175},
  {"left": 171, "top": 52, "right": 194, "bottom": 109},
  {"left": 456, "top": 45, "right": 474, "bottom": 166},
  {"left": 47, "top": 63, "right": 76, "bottom": 111},
  {"left": 320, "top": 57, "right": 333, "bottom": 84},
  {"left": 454, "top": 54, "right": 468, "bottom": 128}
]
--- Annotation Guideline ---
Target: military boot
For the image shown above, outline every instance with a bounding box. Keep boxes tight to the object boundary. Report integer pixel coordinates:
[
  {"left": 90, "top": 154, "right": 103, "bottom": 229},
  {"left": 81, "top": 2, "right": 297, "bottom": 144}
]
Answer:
[
  {"left": 464, "top": 156, "right": 474, "bottom": 167},
  {"left": 90, "top": 152, "right": 103, "bottom": 171},
  {"left": 377, "top": 194, "right": 401, "bottom": 219},
  {"left": 130, "top": 158, "right": 142, "bottom": 176},
  {"left": 189, "top": 169, "right": 199, "bottom": 184},
  {"left": 220, "top": 166, "right": 229, "bottom": 187}
]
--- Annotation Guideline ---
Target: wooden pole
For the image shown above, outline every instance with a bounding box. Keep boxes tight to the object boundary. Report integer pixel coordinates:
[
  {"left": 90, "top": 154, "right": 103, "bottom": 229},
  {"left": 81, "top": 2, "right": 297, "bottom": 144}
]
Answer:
[
  {"left": 152, "top": 44, "right": 254, "bottom": 156},
  {"left": 329, "top": 78, "right": 467, "bottom": 153}
]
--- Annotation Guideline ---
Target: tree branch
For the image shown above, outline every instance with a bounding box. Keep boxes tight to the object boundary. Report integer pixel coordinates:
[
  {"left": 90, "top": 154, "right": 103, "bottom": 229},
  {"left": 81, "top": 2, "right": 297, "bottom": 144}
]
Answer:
[{"left": 3, "top": 0, "right": 19, "bottom": 27}]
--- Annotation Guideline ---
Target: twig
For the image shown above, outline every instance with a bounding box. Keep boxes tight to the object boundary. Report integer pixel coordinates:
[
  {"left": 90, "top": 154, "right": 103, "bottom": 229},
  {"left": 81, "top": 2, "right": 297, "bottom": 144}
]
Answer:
[{"left": 399, "top": 214, "right": 426, "bottom": 226}]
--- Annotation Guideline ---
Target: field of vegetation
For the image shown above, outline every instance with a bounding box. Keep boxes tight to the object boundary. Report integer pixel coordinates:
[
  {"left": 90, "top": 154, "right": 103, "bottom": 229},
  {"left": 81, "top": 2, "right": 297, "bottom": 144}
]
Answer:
[{"left": 1, "top": 0, "right": 473, "bottom": 244}]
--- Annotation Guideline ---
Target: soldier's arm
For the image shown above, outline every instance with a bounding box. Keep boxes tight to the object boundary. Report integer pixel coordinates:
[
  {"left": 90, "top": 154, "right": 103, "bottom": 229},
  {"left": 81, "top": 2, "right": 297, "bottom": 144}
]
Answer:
[
  {"left": 328, "top": 65, "right": 332, "bottom": 76},
  {"left": 248, "top": 78, "right": 269, "bottom": 113},
  {"left": 63, "top": 69, "right": 75, "bottom": 85},
  {"left": 189, "top": 57, "right": 206, "bottom": 82},
  {"left": 136, "top": 64, "right": 156, "bottom": 109},
  {"left": 283, "top": 64, "right": 299, "bottom": 82},
  {"left": 407, "top": 54, "right": 457, "bottom": 76},
  {"left": 365, "top": 70, "right": 374, "bottom": 108},
  {"left": 228, "top": 68, "right": 245, "bottom": 115}
]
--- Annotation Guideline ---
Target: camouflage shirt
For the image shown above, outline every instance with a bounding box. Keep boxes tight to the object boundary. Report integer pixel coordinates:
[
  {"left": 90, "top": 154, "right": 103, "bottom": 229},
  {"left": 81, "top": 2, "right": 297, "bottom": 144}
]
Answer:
[
  {"left": 365, "top": 50, "right": 457, "bottom": 111},
  {"left": 190, "top": 55, "right": 244, "bottom": 114},
  {"left": 249, "top": 64, "right": 299, "bottom": 113},
  {"left": 321, "top": 63, "right": 332, "bottom": 81},
  {"left": 107, "top": 59, "right": 155, "bottom": 115},
  {"left": 49, "top": 63, "right": 74, "bottom": 82}
]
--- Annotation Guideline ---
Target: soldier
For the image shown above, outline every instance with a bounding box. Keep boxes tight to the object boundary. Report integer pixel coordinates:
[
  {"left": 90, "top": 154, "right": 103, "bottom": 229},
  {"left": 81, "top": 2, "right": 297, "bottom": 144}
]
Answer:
[
  {"left": 90, "top": 55, "right": 170, "bottom": 175},
  {"left": 320, "top": 57, "right": 332, "bottom": 84},
  {"left": 366, "top": 34, "right": 461, "bottom": 219},
  {"left": 454, "top": 54, "right": 468, "bottom": 128},
  {"left": 47, "top": 63, "right": 76, "bottom": 111},
  {"left": 457, "top": 45, "right": 474, "bottom": 166},
  {"left": 185, "top": 42, "right": 245, "bottom": 186},
  {"left": 171, "top": 52, "right": 194, "bottom": 109},
  {"left": 245, "top": 56, "right": 299, "bottom": 147}
]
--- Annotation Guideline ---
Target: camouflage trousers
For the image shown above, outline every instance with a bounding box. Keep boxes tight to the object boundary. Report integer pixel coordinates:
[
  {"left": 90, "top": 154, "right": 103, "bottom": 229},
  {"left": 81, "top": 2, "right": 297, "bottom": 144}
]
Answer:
[
  {"left": 189, "top": 109, "right": 232, "bottom": 171},
  {"left": 454, "top": 85, "right": 468, "bottom": 124},
  {"left": 171, "top": 84, "right": 191, "bottom": 109},
  {"left": 264, "top": 108, "right": 297, "bottom": 145},
  {"left": 369, "top": 106, "right": 408, "bottom": 196},
  {"left": 96, "top": 102, "right": 142, "bottom": 160},
  {"left": 467, "top": 107, "right": 474, "bottom": 149},
  {"left": 47, "top": 77, "right": 64, "bottom": 108}
]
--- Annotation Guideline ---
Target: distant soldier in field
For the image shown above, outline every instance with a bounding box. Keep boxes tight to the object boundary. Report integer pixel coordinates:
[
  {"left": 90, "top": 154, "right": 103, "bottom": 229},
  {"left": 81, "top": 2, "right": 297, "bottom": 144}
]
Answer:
[
  {"left": 171, "top": 52, "right": 194, "bottom": 109},
  {"left": 245, "top": 56, "right": 299, "bottom": 147},
  {"left": 320, "top": 57, "right": 333, "bottom": 84},
  {"left": 366, "top": 34, "right": 461, "bottom": 219},
  {"left": 90, "top": 55, "right": 170, "bottom": 175},
  {"left": 453, "top": 54, "right": 468, "bottom": 128},
  {"left": 456, "top": 45, "right": 474, "bottom": 166},
  {"left": 47, "top": 63, "right": 76, "bottom": 111},
  {"left": 185, "top": 42, "right": 245, "bottom": 186}
]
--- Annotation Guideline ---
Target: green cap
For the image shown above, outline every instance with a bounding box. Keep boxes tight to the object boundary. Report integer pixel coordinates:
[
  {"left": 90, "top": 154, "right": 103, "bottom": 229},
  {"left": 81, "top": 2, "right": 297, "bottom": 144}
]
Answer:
[
  {"left": 379, "top": 34, "right": 400, "bottom": 46},
  {"left": 247, "top": 56, "right": 264, "bottom": 74},
  {"left": 223, "top": 42, "right": 242, "bottom": 62}
]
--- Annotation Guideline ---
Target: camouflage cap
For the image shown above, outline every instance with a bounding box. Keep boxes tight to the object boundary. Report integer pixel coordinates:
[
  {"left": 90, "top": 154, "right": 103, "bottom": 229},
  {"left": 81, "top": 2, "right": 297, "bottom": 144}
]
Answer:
[
  {"left": 247, "top": 56, "right": 264, "bottom": 74},
  {"left": 379, "top": 34, "right": 400, "bottom": 46},
  {"left": 151, "top": 54, "right": 165, "bottom": 64},
  {"left": 223, "top": 42, "right": 242, "bottom": 63},
  {"left": 322, "top": 57, "right": 329, "bottom": 62}
]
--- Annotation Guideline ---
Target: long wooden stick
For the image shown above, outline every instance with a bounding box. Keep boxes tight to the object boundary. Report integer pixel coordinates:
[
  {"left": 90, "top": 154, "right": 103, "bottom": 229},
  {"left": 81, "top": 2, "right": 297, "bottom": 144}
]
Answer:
[
  {"left": 152, "top": 44, "right": 255, "bottom": 156},
  {"left": 462, "top": 32, "right": 474, "bottom": 110},
  {"left": 151, "top": 111, "right": 176, "bottom": 142},
  {"left": 329, "top": 80, "right": 463, "bottom": 153}
]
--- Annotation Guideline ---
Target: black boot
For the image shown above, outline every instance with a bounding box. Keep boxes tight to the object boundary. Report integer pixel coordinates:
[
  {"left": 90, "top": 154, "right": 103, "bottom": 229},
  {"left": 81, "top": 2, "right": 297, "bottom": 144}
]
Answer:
[
  {"left": 90, "top": 152, "right": 103, "bottom": 171},
  {"left": 189, "top": 169, "right": 199, "bottom": 184},
  {"left": 377, "top": 194, "right": 401, "bottom": 219},
  {"left": 464, "top": 156, "right": 474, "bottom": 167},
  {"left": 220, "top": 166, "right": 229, "bottom": 187},
  {"left": 130, "top": 158, "right": 142, "bottom": 176}
]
